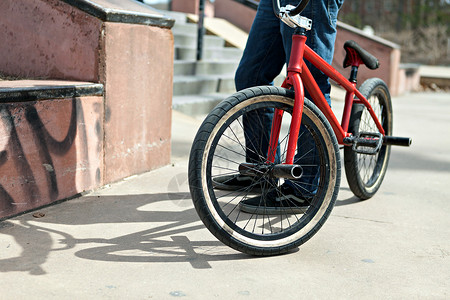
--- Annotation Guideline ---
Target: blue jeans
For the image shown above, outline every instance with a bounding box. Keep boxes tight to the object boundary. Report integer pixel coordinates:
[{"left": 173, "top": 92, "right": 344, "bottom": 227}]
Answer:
[{"left": 236, "top": 0, "right": 343, "bottom": 197}]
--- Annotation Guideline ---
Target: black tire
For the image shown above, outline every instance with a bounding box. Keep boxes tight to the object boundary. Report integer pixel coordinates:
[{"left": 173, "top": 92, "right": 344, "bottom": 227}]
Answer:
[
  {"left": 188, "top": 86, "right": 341, "bottom": 256},
  {"left": 344, "top": 78, "right": 393, "bottom": 199}
]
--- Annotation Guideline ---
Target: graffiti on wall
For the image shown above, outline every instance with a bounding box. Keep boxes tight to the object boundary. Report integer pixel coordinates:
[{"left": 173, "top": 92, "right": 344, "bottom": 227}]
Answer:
[{"left": 0, "top": 98, "right": 102, "bottom": 218}]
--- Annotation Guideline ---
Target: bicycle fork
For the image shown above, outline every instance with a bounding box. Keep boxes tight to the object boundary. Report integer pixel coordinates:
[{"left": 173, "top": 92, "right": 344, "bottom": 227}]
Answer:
[{"left": 267, "top": 30, "right": 308, "bottom": 166}]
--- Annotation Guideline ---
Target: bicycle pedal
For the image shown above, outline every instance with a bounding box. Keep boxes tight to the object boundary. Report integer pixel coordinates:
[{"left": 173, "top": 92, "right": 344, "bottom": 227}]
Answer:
[{"left": 345, "top": 132, "right": 383, "bottom": 155}]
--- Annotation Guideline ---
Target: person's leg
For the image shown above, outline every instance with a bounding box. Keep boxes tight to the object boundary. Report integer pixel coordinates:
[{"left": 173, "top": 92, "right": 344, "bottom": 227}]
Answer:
[
  {"left": 235, "top": 0, "right": 286, "bottom": 164},
  {"left": 213, "top": 0, "right": 287, "bottom": 190},
  {"left": 218, "top": 0, "right": 344, "bottom": 200},
  {"left": 281, "top": 0, "right": 344, "bottom": 198},
  {"left": 281, "top": 0, "right": 344, "bottom": 103},
  {"left": 235, "top": 0, "right": 286, "bottom": 91},
  {"left": 302, "top": 0, "right": 344, "bottom": 104},
  {"left": 237, "top": 0, "right": 344, "bottom": 166}
]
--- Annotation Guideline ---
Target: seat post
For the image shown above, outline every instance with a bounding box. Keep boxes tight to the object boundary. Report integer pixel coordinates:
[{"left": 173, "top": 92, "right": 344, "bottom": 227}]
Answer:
[{"left": 349, "top": 66, "right": 359, "bottom": 83}]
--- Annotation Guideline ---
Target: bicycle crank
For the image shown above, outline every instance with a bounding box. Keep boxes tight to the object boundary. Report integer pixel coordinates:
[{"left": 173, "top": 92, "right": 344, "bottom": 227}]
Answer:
[{"left": 344, "top": 132, "right": 412, "bottom": 155}]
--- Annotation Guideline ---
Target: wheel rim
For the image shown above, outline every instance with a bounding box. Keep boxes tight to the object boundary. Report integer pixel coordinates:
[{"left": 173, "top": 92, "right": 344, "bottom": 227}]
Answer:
[
  {"left": 200, "top": 96, "right": 336, "bottom": 248},
  {"left": 356, "top": 89, "right": 390, "bottom": 189}
]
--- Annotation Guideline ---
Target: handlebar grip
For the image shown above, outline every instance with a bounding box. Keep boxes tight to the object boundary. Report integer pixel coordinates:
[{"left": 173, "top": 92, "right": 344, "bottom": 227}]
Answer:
[
  {"left": 290, "top": 0, "right": 310, "bottom": 16},
  {"left": 272, "top": 0, "right": 310, "bottom": 18}
]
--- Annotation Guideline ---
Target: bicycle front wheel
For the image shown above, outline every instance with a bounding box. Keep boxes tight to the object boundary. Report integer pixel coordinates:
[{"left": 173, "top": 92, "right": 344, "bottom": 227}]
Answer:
[
  {"left": 344, "top": 78, "right": 393, "bottom": 199},
  {"left": 188, "top": 86, "right": 341, "bottom": 256}
]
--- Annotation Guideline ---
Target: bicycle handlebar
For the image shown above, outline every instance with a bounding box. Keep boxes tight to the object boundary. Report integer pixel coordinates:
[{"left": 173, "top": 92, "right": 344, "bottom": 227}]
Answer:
[{"left": 272, "top": 0, "right": 310, "bottom": 18}]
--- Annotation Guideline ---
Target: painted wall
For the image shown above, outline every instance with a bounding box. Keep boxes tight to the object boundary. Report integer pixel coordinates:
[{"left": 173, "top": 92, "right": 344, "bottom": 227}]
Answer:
[
  {"left": 100, "top": 22, "right": 173, "bottom": 183},
  {"left": 0, "top": 0, "right": 102, "bottom": 82},
  {"left": 0, "top": 0, "right": 173, "bottom": 218},
  {"left": 0, "top": 94, "right": 103, "bottom": 217}
]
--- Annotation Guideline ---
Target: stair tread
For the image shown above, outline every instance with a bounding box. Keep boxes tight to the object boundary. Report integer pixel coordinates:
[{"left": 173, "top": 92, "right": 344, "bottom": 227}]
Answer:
[{"left": 0, "top": 80, "right": 103, "bottom": 102}]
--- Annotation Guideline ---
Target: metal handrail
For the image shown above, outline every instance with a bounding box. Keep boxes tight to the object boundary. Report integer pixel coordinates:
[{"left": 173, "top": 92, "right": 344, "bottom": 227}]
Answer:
[{"left": 197, "top": 0, "right": 206, "bottom": 60}]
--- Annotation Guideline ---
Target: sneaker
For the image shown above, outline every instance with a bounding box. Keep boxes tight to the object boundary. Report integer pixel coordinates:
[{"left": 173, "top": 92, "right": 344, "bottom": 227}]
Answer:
[
  {"left": 239, "top": 184, "right": 312, "bottom": 215},
  {"left": 212, "top": 174, "right": 274, "bottom": 193}
]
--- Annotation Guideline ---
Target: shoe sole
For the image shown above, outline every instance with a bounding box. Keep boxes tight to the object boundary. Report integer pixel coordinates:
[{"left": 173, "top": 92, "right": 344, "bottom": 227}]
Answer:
[{"left": 212, "top": 177, "right": 264, "bottom": 193}]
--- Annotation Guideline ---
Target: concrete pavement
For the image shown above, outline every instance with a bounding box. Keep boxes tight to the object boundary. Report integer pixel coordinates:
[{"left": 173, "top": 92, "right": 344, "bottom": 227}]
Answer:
[{"left": 1, "top": 91, "right": 449, "bottom": 299}]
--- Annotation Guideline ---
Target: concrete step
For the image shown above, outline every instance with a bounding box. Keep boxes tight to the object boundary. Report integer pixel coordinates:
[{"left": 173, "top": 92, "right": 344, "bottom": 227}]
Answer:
[
  {"left": 172, "top": 23, "right": 198, "bottom": 35},
  {"left": 187, "top": 14, "right": 249, "bottom": 50},
  {"left": 174, "top": 60, "right": 238, "bottom": 76},
  {"left": 175, "top": 46, "right": 243, "bottom": 60},
  {"left": 173, "top": 74, "right": 286, "bottom": 97},
  {"left": 173, "top": 75, "right": 235, "bottom": 96},
  {"left": 174, "top": 34, "right": 225, "bottom": 48},
  {"left": 172, "top": 93, "right": 230, "bottom": 116},
  {"left": 141, "top": 4, "right": 189, "bottom": 25},
  {"left": 142, "top": 1, "right": 171, "bottom": 11},
  {"left": 0, "top": 80, "right": 104, "bottom": 218},
  {"left": 162, "top": 10, "right": 247, "bottom": 117},
  {"left": 160, "top": 10, "right": 188, "bottom": 24}
]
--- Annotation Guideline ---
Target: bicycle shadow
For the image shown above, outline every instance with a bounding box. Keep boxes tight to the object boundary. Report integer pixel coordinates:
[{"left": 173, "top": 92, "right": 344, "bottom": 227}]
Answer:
[
  {"left": 334, "top": 197, "right": 360, "bottom": 207},
  {"left": 0, "top": 192, "right": 253, "bottom": 274}
]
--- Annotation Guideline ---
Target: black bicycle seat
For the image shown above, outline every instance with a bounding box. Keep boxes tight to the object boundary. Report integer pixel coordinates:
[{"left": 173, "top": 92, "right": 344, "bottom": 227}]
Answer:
[{"left": 343, "top": 40, "right": 379, "bottom": 70}]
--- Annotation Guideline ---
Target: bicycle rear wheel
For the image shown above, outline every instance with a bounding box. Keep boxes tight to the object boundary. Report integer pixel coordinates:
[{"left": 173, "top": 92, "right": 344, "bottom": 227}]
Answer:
[
  {"left": 188, "top": 86, "right": 341, "bottom": 256},
  {"left": 344, "top": 78, "right": 393, "bottom": 199}
]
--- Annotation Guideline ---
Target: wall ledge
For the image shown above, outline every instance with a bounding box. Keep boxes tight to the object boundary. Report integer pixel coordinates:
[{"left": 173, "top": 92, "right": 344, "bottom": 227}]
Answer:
[
  {"left": 337, "top": 21, "right": 400, "bottom": 49},
  {"left": 0, "top": 80, "right": 103, "bottom": 103},
  {"left": 61, "top": 0, "right": 175, "bottom": 28}
]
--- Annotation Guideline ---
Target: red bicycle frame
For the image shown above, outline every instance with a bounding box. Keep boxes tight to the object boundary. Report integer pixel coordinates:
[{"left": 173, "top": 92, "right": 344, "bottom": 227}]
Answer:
[{"left": 267, "top": 32, "right": 385, "bottom": 165}]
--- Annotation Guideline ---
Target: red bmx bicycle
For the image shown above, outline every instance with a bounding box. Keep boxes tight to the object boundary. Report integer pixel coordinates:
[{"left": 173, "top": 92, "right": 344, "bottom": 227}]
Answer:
[{"left": 188, "top": 0, "right": 411, "bottom": 256}]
